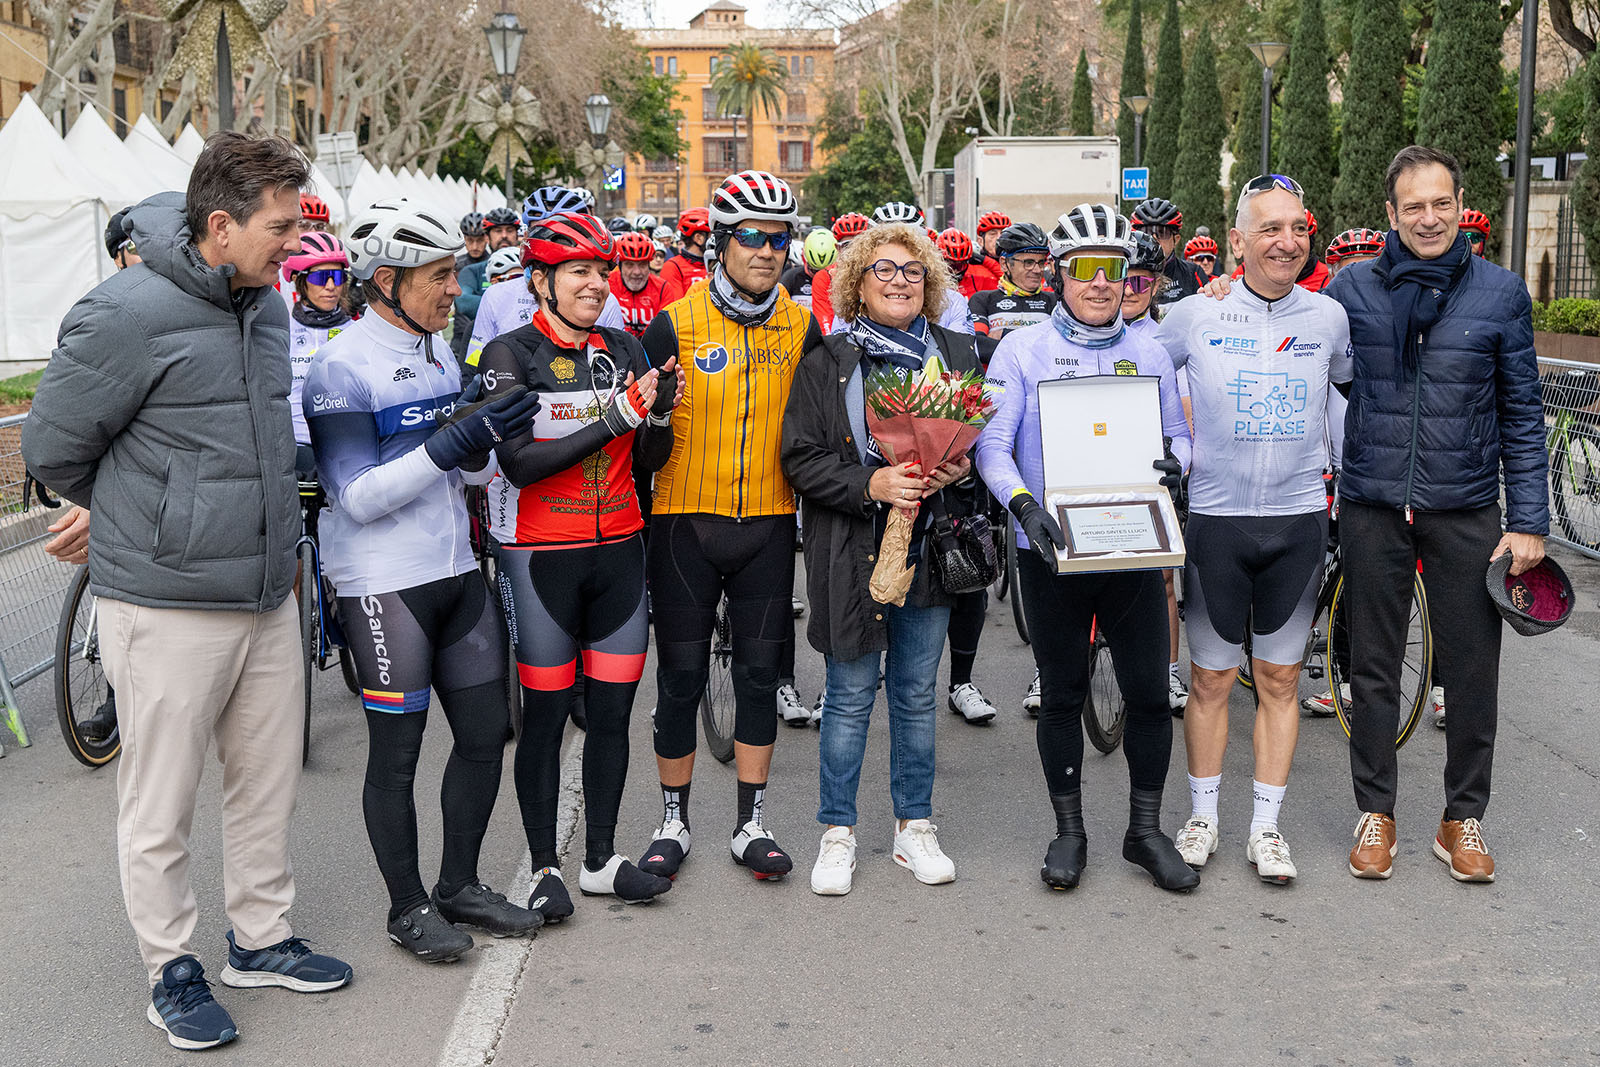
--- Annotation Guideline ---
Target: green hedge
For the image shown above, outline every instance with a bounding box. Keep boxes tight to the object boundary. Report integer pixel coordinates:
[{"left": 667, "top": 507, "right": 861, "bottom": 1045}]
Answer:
[
  {"left": 0, "top": 369, "right": 42, "bottom": 403},
  {"left": 1532, "top": 298, "right": 1600, "bottom": 336}
]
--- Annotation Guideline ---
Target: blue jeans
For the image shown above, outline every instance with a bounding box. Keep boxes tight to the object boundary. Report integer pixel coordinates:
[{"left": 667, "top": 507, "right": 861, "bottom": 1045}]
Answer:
[{"left": 817, "top": 599, "right": 952, "bottom": 827}]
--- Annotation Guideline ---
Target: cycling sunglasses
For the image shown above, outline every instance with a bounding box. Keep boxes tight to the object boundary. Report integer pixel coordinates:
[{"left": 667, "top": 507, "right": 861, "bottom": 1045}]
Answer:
[
  {"left": 1060, "top": 254, "right": 1128, "bottom": 283},
  {"left": 1236, "top": 173, "right": 1304, "bottom": 210},
  {"left": 116, "top": 239, "right": 136, "bottom": 255},
  {"left": 1124, "top": 274, "right": 1158, "bottom": 294},
  {"left": 729, "top": 227, "right": 792, "bottom": 251},
  {"left": 305, "top": 268, "right": 347, "bottom": 287},
  {"left": 869, "top": 259, "right": 926, "bottom": 284}
]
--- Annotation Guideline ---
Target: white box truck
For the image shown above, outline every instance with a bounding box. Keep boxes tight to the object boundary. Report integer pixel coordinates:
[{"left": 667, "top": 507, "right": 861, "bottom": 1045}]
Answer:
[{"left": 952, "top": 136, "right": 1122, "bottom": 236}]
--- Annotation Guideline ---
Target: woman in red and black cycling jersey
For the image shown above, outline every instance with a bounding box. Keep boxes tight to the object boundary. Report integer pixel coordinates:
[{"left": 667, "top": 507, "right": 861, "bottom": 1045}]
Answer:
[{"left": 479, "top": 211, "right": 684, "bottom": 915}]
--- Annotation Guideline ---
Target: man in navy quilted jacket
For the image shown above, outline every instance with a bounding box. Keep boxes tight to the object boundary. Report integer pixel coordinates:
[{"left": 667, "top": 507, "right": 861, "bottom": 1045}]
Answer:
[{"left": 1327, "top": 146, "right": 1548, "bottom": 885}]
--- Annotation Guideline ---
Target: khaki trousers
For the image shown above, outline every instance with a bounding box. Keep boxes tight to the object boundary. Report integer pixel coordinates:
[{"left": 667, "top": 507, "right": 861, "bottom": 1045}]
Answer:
[{"left": 100, "top": 596, "right": 304, "bottom": 986}]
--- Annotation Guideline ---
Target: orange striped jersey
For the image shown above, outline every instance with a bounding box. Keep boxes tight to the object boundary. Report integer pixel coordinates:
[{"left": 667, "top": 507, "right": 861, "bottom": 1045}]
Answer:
[{"left": 640, "top": 280, "right": 822, "bottom": 519}]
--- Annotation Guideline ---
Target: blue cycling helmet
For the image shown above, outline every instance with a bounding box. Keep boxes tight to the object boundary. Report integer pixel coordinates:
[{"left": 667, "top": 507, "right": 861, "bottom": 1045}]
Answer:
[{"left": 522, "top": 186, "right": 591, "bottom": 226}]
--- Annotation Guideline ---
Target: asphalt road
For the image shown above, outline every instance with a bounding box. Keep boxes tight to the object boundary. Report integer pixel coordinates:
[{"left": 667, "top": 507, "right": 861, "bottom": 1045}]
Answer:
[{"left": 1, "top": 547, "right": 1597, "bottom": 1066}]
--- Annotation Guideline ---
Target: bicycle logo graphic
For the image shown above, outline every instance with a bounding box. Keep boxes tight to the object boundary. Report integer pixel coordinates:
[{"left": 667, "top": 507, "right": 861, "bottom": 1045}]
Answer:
[{"left": 1228, "top": 370, "right": 1309, "bottom": 431}]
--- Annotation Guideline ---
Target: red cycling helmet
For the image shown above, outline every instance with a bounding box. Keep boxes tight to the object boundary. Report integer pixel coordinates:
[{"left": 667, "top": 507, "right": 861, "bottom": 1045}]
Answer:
[
  {"left": 522, "top": 211, "right": 615, "bottom": 268},
  {"left": 677, "top": 207, "right": 711, "bottom": 239},
  {"left": 976, "top": 210, "right": 1012, "bottom": 235},
  {"left": 613, "top": 231, "right": 655, "bottom": 263},
  {"left": 1325, "top": 227, "right": 1386, "bottom": 263},
  {"left": 300, "top": 193, "right": 330, "bottom": 225},
  {"left": 1459, "top": 209, "right": 1491, "bottom": 239},
  {"left": 937, "top": 227, "right": 973, "bottom": 263},
  {"left": 832, "top": 213, "right": 871, "bottom": 241},
  {"left": 281, "top": 231, "right": 348, "bottom": 282},
  {"left": 1184, "top": 235, "right": 1219, "bottom": 259},
  {"left": 1304, "top": 209, "right": 1318, "bottom": 237}
]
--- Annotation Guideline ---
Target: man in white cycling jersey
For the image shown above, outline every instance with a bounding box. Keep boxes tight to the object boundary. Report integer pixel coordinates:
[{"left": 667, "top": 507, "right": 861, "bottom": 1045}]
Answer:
[{"left": 1154, "top": 174, "right": 1352, "bottom": 885}]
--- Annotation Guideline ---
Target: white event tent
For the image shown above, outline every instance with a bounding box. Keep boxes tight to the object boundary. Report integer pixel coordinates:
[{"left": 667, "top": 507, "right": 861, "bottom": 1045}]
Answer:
[
  {"left": 65, "top": 107, "right": 160, "bottom": 208},
  {"left": 124, "top": 114, "right": 193, "bottom": 194},
  {"left": 171, "top": 123, "right": 206, "bottom": 165}
]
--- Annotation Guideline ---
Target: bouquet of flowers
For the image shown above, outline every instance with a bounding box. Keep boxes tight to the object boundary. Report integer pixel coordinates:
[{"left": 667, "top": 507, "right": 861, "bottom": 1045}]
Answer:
[{"left": 864, "top": 362, "right": 997, "bottom": 605}]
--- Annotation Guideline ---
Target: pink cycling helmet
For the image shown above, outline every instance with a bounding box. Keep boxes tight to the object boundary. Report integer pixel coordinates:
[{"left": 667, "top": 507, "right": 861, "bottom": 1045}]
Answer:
[{"left": 282, "top": 231, "right": 349, "bottom": 282}]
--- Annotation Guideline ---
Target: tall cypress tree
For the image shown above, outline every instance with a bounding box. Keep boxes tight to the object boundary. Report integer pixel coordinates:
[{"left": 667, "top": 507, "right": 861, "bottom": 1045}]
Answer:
[
  {"left": 1277, "top": 0, "right": 1335, "bottom": 243},
  {"left": 1172, "top": 26, "right": 1227, "bottom": 240},
  {"left": 1070, "top": 50, "right": 1095, "bottom": 135},
  {"left": 1331, "top": 0, "right": 1408, "bottom": 232},
  {"left": 1146, "top": 0, "right": 1184, "bottom": 194},
  {"left": 1575, "top": 56, "right": 1600, "bottom": 292},
  {"left": 1117, "top": 0, "right": 1148, "bottom": 164},
  {"left": 1230, "top": 52, "right": 1267, "bottom": 209},
  {"left": 1416, "top": 0, "right": 1507, "bottom": 256}
]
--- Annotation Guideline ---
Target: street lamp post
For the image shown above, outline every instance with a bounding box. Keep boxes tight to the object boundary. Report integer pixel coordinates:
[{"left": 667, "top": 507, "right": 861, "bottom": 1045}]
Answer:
[
  {"left": 483, "top": 11, "right": 527, "bottom": 202},
  {"left": 585, "top": 93, "right": 613, "bottom": 214},
  {"left": 1510, "top": 0, "right": 1538, "bottom": 277},
  {"left": 1125, "top": 95, "right": 1151, "bottom": 169},
  {"left": 1247, "top": 43, "right": 1289, "bottom": 177}
]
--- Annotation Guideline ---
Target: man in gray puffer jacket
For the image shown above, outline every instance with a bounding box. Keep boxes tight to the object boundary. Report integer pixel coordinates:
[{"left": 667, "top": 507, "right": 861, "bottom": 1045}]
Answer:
[{"left": 22, "top": 132, "right": 351, "bottom": 1052}]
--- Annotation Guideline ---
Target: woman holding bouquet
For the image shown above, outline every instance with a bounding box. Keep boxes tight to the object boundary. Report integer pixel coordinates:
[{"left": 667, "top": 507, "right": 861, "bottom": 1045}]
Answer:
[
  {"left": 974, "top": 203, "right": 1199, "bottom": 894},
  {"left": 781, "top": 224, "right": 983, "bottom": 896}
]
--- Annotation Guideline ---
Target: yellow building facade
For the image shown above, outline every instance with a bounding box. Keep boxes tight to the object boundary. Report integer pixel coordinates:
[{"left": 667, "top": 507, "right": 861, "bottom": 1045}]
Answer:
[{"left": 628, "top": 0, "right": 833, "bottom": 224}]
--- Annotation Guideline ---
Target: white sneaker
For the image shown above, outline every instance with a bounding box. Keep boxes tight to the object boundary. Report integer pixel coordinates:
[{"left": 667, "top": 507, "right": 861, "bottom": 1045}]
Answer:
[
  {"left": 892, "top": 819, "right": 956, "bottom": 885},
  {"left": 576, "top": 854, "right": 671, "bottom": 903},
  {"left": 1431, "top": 686, "right": 1446, "bottom": 729},
  {"left": 808, "top": 693, "right": 823, "bottom": 726},
  {"left": 1168, "top": 670, "right": 1189, "bottom": 712},
  {"left": 1247, "top": 826, "right": 1298, "bottom": 884},
  {"left": 948, "top": 682, "right": 997, "bottom": 723},
  {"left": 777, "top": 683, "right": 809, "bottom": 726},
  {"left": 810, "top": 826, "right": 856, "bottom": 895},
  {"left": 1022, "top": 671, "right": 1042, "bottom": 717},
  {"left": 791, "top": 596, "right": 806, "bottom": 618},
  {"left": 1301, "top": 683, "right": 1349, "bottom": 717},
  {"left": 1175, "top": 814, "right": 1220, "bottom": 868}
]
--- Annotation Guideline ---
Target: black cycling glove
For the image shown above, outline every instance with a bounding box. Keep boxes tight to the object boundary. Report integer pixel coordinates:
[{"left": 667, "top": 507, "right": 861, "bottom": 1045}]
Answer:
[
  {"left": 1153, "top": 435, "right": 1181, "bottom": 490},
  {"left": 424, "top": 376, "right": 540, "bottom": 471},
  {"left": 1009, "top": 491, "right": 1066, "bottom": 564}
]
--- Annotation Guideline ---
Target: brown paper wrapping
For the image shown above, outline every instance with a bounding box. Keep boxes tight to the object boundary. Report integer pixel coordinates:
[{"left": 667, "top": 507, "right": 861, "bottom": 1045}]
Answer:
[{"left": 868, "top": 506, "right": 919, "bottom": 605}]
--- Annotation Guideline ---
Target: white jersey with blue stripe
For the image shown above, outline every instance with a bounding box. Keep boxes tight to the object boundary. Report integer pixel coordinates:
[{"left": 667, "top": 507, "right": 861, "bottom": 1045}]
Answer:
[
  {"left": 302, "top": 313, "right": 494, "bottom": 596},
  {"left": 1154, "top": 283, "right": 1352, "bottom": 516},
  {"left": 466, "top": 276, "right": 628, "bottom": 367}
]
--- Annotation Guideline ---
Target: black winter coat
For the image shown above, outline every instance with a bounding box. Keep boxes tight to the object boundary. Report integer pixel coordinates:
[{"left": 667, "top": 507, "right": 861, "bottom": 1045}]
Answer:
[{"left": 781, "top": 323, "right": 982, "bottom": 661}]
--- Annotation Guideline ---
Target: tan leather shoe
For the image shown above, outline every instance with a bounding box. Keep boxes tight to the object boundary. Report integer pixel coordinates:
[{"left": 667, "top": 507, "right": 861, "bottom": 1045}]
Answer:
[
  {"left": 1348, "top": 812, "right": 1397, "bottom": 879},
  {"left": 1434, "top": 817, "right": 1496, "bottom": 882}
]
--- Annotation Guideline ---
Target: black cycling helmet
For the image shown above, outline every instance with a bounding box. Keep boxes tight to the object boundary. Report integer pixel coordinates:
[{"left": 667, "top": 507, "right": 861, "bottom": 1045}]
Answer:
[
  {"left": 460, "top": 212, "right": 487, "bottom": 237},
  {"left": 606, "top": 216, "right": 632, "bottom": 234},
  {"left": 484, "top": 206, "right": 519, "bottom": 229},
  {"left": 104, "top": 207, "right": 135, "bottom": 258},
  {"left": 1128, "top": 230, "right": 1165, "bottom": 273},
  {"left": 1485, "top": 554, "right": 1575, "bottom": 637},
  {"left": 995, "top": 222, "right": 1049, "bottom": 258},
  {"left": 1132, "top": 198, "right": 1183, "bottom": 229}
]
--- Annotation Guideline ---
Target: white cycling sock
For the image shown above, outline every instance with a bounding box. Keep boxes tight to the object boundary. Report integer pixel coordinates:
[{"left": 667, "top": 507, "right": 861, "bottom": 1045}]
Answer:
[
  {"left": 1251, "top": 780, "right": 1286, "bottom": 834},
  {"left": 1189, "top": 773, "right": 1221, "bottom": 819}
]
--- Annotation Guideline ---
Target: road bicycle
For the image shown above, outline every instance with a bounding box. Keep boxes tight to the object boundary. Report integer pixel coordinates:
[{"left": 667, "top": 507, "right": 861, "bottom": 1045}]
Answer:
[
  {"left": 296, "top": 479, "right": 360, "bottom": 764},
  {"left": 699, "top": 596, "right": 736, "bottom": 763},
  {"left": 988, "top": 515, "right": 1030, "bottom": 644},
  {"left": 1542, "top": 368, "right": 1600, "bottom": 550},
  {"left": 1082, "top": 616, "right": 1125, "bottom": 753},
  {"left": 53, "top": 564, "right": 118, "bottom": 767},
  {"left": 467, "top": 484, "right": 529, "bottom": 740}
]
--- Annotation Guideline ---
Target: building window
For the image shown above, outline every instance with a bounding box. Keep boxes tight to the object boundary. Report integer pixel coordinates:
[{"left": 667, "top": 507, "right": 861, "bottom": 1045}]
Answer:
[
  {"left": 709, "top": 56, "right": 718, "bottom": 75},
  {"left": 702, "top": 88, "right": 724, "bottom": 120},
  {"left": 667, "top": 56, "right": 677, "bottom": 76},
  {"left": 704, "top": 137, "right": 738, "bottom": 170},
  {"left": 779, "top": 140, "right": 811, "bottom": 172},
  {"left": 112, "top": 87, "right": 128, "bottom": 136},
  {"left": 804, "top": 56, "right": 814, "bottom": 78},
  {"left": 655, "top": 55, "right": 663, "bottom": 75},
  {"left": 785, "top": 91, "right": 806, "bottom": 123},
  {"left": 790, "top": 55, "right": 801, "bottom": 77}
]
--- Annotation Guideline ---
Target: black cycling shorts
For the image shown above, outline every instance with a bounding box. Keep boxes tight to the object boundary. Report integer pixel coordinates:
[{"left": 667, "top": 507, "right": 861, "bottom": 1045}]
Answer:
[{"left": 1184, "top": 511, "right": 1326, "bottom": 670}]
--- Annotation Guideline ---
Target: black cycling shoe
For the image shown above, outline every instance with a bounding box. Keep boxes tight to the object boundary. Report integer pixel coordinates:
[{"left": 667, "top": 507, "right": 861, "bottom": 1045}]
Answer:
[
  {"left": 432, "top": 882, "right": 543, "bottom": 938},
  {"left": 639, "top": 820, "right": 691, "bottom": 879},
  {"left": 1123, "top": 789, "right": 1200, "bottom": 892},
  {"left": 578, "top": 855, "right": 672, "bottom": 903},
  {"left": 1043, "top": 791, "right": 1087, "bottom": 889},
  {"left": 731, "top": 821, "right": 793, "bottom": 880},
  {"left": 527, "top": 867, "right": 575, "bottom": 924},
  {"left": 387, "top": 902, "right": 474, "bottom": 963}
]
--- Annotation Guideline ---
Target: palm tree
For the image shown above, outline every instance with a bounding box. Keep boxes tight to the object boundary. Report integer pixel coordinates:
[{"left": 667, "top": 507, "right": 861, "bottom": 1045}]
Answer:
[{"left": 709, "top": 42, "right": 787, "bottom": 171}]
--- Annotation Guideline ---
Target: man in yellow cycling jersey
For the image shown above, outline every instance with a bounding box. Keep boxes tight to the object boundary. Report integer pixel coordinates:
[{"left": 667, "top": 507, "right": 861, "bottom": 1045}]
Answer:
[{"left": 636, "top": 171, "right": 823, "bottom": 884}]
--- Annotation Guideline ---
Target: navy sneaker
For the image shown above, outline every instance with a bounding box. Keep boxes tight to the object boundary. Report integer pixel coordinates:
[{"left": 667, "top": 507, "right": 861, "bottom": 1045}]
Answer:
[
  {"left": 220, "top": 930, "right": 353, "bottom": 993},
  {"left": 147, "top": 956, "right": 237, "bottom": 1050}
]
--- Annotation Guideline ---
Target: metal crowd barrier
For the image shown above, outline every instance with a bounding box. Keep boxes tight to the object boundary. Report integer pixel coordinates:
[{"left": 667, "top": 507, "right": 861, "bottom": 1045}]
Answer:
[
  {"left": 1537, "top": 356, "right": 1600, "bottom": 560},
  {"left": 0, "top": 411, "right": 79, "bottom": 756}
]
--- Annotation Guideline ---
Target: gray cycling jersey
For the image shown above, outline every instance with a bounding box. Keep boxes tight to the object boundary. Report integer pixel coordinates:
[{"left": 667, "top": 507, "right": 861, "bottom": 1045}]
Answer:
[{"left": 1155, "top": 283, "right": 1352, "bottom": 516}]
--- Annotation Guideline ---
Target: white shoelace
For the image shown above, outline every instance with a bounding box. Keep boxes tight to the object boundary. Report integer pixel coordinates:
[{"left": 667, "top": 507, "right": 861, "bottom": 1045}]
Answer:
[
  {"left": 1176, "top": 817, "right": 1214, "bottom": 848},
  {"left": 818, "top": 834, "right": 854, "bottom": 866},
  {"left": 1255, "top": 831, "right": 1293, "bottom": 865},
  {"left": 1455, "top": 818, "right": 1489, "bottom": 855},
  {"left": 1357, "top": 814, "right": 1390, "bottom": 849},
  {"left": 900, "top": 822, "right": 944, "bottom": 858}
]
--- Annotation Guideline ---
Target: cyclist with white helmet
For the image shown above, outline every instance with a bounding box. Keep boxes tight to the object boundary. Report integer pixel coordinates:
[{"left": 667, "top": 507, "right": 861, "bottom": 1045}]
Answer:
[
  {"left": 779, "top": 228, "right": 836, "bottom": 309},
  {"left": 821, "top": 207, "right": 972, "bottom": 336},
  {"left": 871, "top": 201, "right": 925, "bottom": 227},
  {"left": 484, "top": 246, "right": 523, "bottom": 284},
  {"left": 968, "top": 223, "right": 1060, "bottom": 339},
  {"left": 636, "top": 171, "right": 824, "bottom": 885},
  {"left": 303, "top": 198, "right": 545, "bottom": 962},
  {"left": 282, "top": 231, "right": 353, "bottom": 474},
  {"left": 1153, "top": 174, "right": 1352, "bottom": 885},
  {"left": 974, "top": 203, "right": 1198, "bottom": 894},
  {"left": 633, "top": 213, "right": 658, "bottom": 233}
]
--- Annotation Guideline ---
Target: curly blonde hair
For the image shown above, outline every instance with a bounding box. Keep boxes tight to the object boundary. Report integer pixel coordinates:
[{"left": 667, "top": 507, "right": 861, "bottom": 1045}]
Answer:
[{"left": 828, "top": 223, "right": 950, "bottom": 326}]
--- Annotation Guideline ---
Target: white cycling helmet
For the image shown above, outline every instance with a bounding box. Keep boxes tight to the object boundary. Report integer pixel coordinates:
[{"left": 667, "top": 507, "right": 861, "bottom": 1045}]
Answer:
[
  {"left": 1048, "top": 203, "right": 1136, "bottom": 259},
  {"left": 569, "top": 186, "right": 597, "bottom": 210},
  {"left": 345, "top": 198, "right": 464, "bottom": 281},
  {"left": 709, "top": 170, "right": 800, "bottom": 229},
  {"left": 485, "top": 246, "right": 523, "bottom": 279},
  {"left": 633, "top": 213, "right": 658, "bottom": 232},
  {"left": 872, "top": 201, "right": 925, "bottom": 226},
  {"left": 652, "top": 224, "right": 675, "bottom": 243}
]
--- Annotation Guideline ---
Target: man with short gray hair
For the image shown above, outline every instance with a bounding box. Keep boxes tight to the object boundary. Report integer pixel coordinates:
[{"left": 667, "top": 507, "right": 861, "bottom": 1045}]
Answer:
[{"left": 23, "top": 131, "right": 351, "bottom": 1051}]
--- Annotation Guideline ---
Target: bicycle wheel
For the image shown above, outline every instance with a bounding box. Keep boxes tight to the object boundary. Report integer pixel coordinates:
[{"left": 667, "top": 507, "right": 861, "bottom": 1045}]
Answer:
[
  {"left": 1008, "top": 521, "right": 1030, "bottom": 645},
  {"left": 1328, "top": 569, "right": 1432, "bottom": 749},
  {"left": 1236, "top": 628, "right": 1255, "bottom": 689},
  {"left": 298, "top": 542, "right": 316, "bottom": 765},
  {"left": 699, "top": 601, "right": 736, "bottom": 763},
  {"left": 54, "top": 564, "right": 119, "bottom": 767},
  {"left": 1082, "top": 627, "right": 1126, "bottom": 754},
  {"left": 1551, "top": 423, "right": 1600, "bottom": 550},
  {"left": 989, "top": 518, "right": 1010, "bottom": 602}
]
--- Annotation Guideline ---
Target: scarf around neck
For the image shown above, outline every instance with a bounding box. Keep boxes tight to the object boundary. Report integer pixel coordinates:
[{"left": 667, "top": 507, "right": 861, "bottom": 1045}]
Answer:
[
  {"left": 1050, "top": 301, "right": 1125, "bottom": 350},
  {"left": 1376, "top": 230, "right": 1472, "bottom": 376},
  {"left": 292, "top": 300, "right": 350, "bottom": 330},
  {"left": 708, "top": 264, "right": 779, "bottom": 327},
  {"left": 998, "top": 274, "right": 1041, "bottom": 297},
  {"left": 848, "top": 314, "right": 934, "bottom": 374}
]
